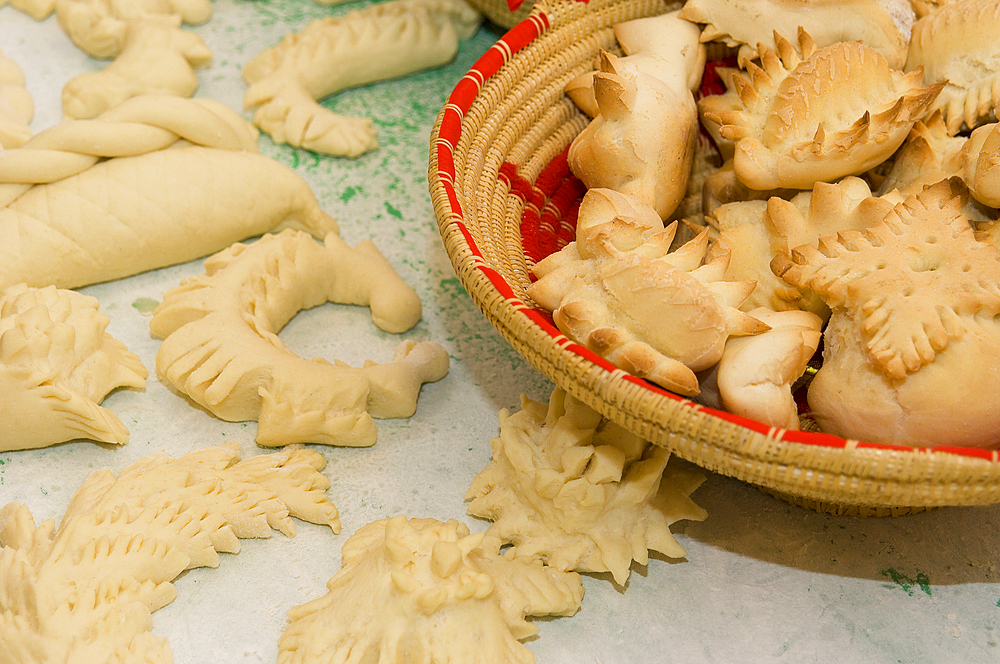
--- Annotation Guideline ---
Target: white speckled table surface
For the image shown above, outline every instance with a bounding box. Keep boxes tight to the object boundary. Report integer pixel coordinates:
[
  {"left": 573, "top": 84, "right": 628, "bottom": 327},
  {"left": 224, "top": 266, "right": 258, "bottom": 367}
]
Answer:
[{"left": 2, "top": 2, "right": 1000, "bottom": 662}]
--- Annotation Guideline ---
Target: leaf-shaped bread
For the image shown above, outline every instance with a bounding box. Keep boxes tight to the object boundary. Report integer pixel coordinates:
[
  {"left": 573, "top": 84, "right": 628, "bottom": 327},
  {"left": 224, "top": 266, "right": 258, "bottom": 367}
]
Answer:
[
  {"left": 466, "top": 388, "right": 707, "bottom": 586},
  {"left": 0, "top": 443, "right": 339, "bottom": 664},
  {"left": 277, "top": 516, "right": 583, "bottom": 664},
  {"left": 0, "top": 284, "right": 147, "bottom": 451}
]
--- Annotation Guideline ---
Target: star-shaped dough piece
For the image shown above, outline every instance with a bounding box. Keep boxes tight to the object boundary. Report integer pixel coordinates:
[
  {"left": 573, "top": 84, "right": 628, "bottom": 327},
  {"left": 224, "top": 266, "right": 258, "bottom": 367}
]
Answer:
[
  {"left": 527, "top": 188, "right": 767, "bottom": 396},
  {"left": 466, "top": 388, "right": 706, "bottom": 586},
  {"left": 773, "top": 178, "right": 1000, "bottom": 380},
  {"left": 0, "top": 443, "right": 339, "bottom": 664},
  {"left": 277, "top": 516, "right": 583, "bottom": 664}
]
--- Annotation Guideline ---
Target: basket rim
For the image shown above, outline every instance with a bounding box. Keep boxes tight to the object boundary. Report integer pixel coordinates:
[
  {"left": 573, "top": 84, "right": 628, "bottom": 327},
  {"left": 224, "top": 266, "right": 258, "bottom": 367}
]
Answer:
[{"left": 428, "top": 0, "right": 1000, "bottom": 507}]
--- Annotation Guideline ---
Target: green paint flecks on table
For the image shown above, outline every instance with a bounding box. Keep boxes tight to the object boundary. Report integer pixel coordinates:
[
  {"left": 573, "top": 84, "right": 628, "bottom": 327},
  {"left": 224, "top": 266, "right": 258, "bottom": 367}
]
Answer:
[
  {"left": 881, "top": 569, "right": 932, "bottom": 596},
  {"left": 385, "top": 201, "right": 403, "bottom": 219},
  {"left": 131, "top": 297, "right": 159, "bottom": 314}
]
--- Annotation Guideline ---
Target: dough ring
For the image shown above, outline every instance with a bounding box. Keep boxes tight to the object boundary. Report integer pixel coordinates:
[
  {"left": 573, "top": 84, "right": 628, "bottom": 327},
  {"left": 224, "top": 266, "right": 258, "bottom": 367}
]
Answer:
[{"left": 151, "top": 229, "right": 450, "bottom": 447}]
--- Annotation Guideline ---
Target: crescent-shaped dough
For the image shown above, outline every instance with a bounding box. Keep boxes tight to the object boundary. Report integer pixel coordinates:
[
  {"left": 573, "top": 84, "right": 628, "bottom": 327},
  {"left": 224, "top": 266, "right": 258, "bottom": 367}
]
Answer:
[{"left": 151, "top": 229, "right": 450, "bottom": 447}]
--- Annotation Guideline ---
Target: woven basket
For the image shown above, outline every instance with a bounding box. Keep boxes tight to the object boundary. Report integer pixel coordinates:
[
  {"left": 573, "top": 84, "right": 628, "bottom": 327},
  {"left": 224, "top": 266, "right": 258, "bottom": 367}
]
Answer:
[{"left": 428, "top": 0, "right": 1000, "bottom": 513}]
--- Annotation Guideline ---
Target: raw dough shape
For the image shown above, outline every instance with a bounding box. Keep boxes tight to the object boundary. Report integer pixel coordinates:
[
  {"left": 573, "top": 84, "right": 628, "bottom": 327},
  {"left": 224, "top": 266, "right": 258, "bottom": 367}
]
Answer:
[
  {"left": 0, "top": 49, "right": 33, "bottom": 149},
  {"left": 773, "top": 179, "right": 1000, "bottom": 448},
  {"left": 466, "top": 388, "right": 707, "bottom": 586},
  {"left": 711, "top": 176, "right": 894, "bottom": 316},
  {"left": 527, "top": 188, "right": 767, "bottom": 397},
  {"left": 709, "top": 307, "right": 822, "bottom": 430},
  {"left": 151, "top": 229, "right": 450, "bottom": 447},
  {"left": 0, "top": 0, "right": 55, "bottom": 19},
  {"left": 678, "top": 0, "right": 915, "bottom": 69},
  {"left": 243, "top": 0, "right": 482, "bottom": 157},
  {"left": 906, "top": 0, "right": 1000, "bottom": 134},
  {"left": 701, "top": 29, "right": 942, "bottom": 190},
  {"left": 0, "top": 95, "right": 339, "bottom": 291},
  {"left": 62, "top": 15, "right": 212, "bottom": 120},
  {"left": 55, "top": 0, "right": 213, "bottom": 118},
  {"left": 0, "top": 283, "right": 147, "bottom": 451},
  {"left": 567, "top": 10, "right": 704, "bottom": 220},
  {"left": 277, "top": 516, "right": 584, "bottom": 664},
  {"left": 0, "top": 443, "right": 339, "bottom": 664}
]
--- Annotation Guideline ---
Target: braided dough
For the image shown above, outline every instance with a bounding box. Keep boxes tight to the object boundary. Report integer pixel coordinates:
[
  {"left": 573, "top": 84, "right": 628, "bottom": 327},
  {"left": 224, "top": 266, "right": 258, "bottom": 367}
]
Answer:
[
  {"left": 0, "top": 443, "right": 339, "bottom": 664},
  {"left": 243, "top": 0, "right": 481, "bottom": 157},
  {"left": 0, "top": 95, "right": 339, "bottom": 291},
  {"left": 0, "top": 284, "right": 147, "bottom": 451},
  {"left": 466, "top": 388, "right": 707, "bottom": 586},
  {"left": 278, "top": 516, "right": 583, "bottom": 664},
  {"left": 151, "top": 229, "right": 450, "bottom": 448}
]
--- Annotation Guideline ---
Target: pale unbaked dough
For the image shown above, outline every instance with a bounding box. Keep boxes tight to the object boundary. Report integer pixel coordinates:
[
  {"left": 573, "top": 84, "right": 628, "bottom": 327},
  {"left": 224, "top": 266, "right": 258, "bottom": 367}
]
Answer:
[
  {"left": 0, "top": 283, "right": 147, "bottom": 451},
  {"left": 466, "top": 388, "right": 707, "bottom": 586},
  {"left": 55, "top": 0, "right": 213, "bottom": 118},
  {"left": 0, "top": 48, "right": 32, "bottom": 149},
  {"left": 0, "top": 443, "right": 339, "bottom": 664},
  {"left": 151, "top": 229, "right": 450, "bottom": 447},
  {"left": 0, "top": 95, "right": 339, "bottom": 291},
  {"left": 243, "top": 0, "right": 482, "bottom": 157},
  {"left": 277, "top": 516, "right": 584, "bottom": 664},
  {"left": 527, "top": 188, "right": 766, "bottom": 397}
]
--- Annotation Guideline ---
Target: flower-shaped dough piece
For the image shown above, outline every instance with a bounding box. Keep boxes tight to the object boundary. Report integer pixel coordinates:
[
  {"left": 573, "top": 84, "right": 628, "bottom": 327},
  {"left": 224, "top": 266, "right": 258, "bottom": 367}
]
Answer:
[
  {"left": 678, "top": 0, "right": 915, "bottom": 69},
  {"left": 567, "top": 10, "right": 704, "bottom": 220},
  {"left": 0, "top": 48, "right": 32, "bottom": 149},
  {"left": 151, "top": 229, "right": 449, "bottom": 447},
  {"left": 906, "top": 0, "right": 1000, "bottom": 134},
  {"left": 528, "top": 188, "right": 767, "bottom": 396},
  {"left": 277, "top": 516, "right": 584, "bottom": 664},
  {"left": 466, "top": 388, "right": 707, "bottom": 586},
  {"left": 772, "top": 178, "right": 1000, "bottom": 448},
  {"left": 0, "top": 443, "right": 339, "bottom": 664},
  {"left": 243, "top": 0, "right": 481, "bottom": 157},
  {"left": 702, "top": 29, "right": 942, "bottom": 190},
  {"left": 0, "top": 284, "right": 147, "bottom": 451},
  {"left": 0, "top": 95, "right": 339, "bottom": 291}
]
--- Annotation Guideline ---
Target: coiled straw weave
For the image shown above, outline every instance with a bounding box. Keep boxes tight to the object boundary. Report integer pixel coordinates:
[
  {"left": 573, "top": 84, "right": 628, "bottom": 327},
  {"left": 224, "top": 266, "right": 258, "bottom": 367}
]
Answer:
[{"left": 429, "top": 0, "right": 1000, "bottom": 514}]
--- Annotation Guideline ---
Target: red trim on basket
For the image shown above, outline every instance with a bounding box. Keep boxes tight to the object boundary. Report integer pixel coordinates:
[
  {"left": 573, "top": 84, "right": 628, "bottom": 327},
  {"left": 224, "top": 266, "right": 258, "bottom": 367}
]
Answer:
[
  {"left": 507, "top": 0, "right": 588, "bottom": 12},
  {"left": 431, "top": 13, "right": 1000, "bottom": 462}
]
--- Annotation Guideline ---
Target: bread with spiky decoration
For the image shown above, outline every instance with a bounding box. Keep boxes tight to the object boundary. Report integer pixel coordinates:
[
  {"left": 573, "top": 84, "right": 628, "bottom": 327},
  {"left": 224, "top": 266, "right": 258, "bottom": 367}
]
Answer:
[
  {"left": 678, "top": 0, "right": 914, "bottom": 69},
  {"left": 702, "top": 29, "right": 942, "bottom": 191},
  {"left": 527, "top": 188, "right": 767, "bottom": 396},
  {"left": 710, "top": 176, "right": 895, "bottom": 317},
  {"left": 466, "top": 388, "right": 706, "bottom": 586},
  {"left": 0, "top": 284, "right": 147, "bottom": 451},
  {"left": 772, "top": 178, "right": 1000, "bottom": 448},
  {"left": 277, "top": 516, "right": 583, "bottom": 664},
  {"left": 906, "top": 0, "right": 1000, "bottom": 134},
  {"left": 567, "top": 10, "right": 704, "bottom": 220}
]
